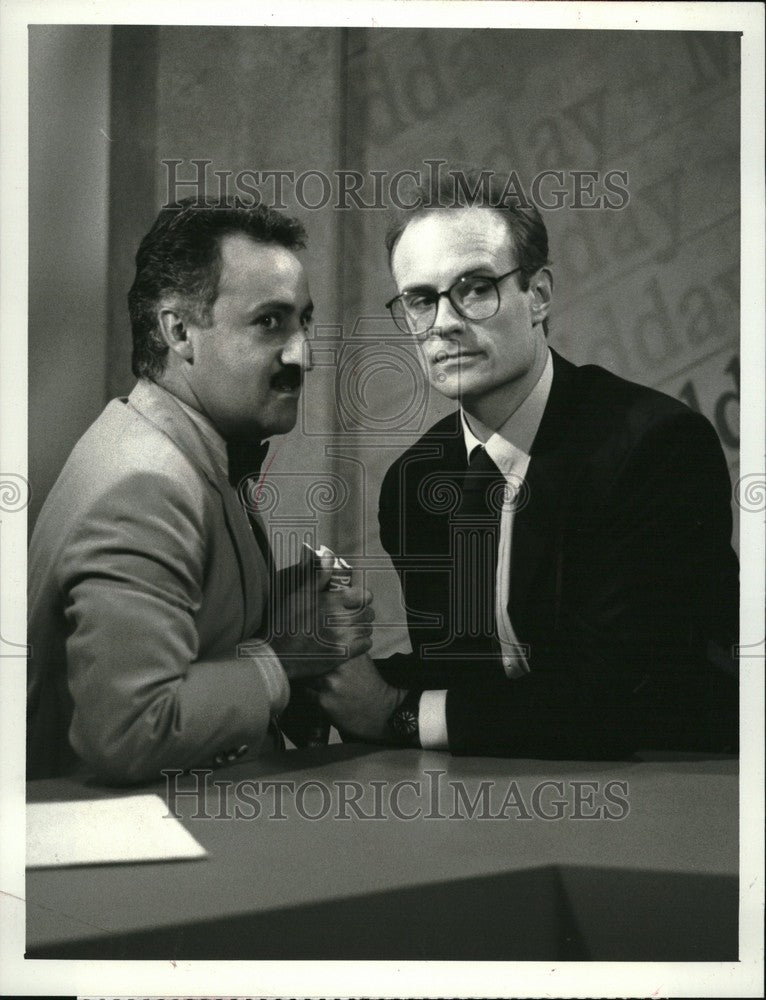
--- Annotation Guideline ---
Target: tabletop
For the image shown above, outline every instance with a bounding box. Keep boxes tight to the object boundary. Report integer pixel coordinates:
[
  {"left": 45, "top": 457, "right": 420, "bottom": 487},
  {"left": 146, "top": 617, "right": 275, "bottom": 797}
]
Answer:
[{"left": 26, "top": 744, "right": 739, "bottom": 961}]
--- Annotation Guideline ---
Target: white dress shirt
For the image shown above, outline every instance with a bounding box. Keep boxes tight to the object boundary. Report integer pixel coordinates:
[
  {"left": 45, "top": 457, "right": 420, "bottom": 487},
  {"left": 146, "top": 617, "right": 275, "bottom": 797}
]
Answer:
[
  {"left": 173, "top": 394, "right": 290, "bottom": 717},
  {"left": 418, "top": 350, "right": 554, "bottom": 750}
]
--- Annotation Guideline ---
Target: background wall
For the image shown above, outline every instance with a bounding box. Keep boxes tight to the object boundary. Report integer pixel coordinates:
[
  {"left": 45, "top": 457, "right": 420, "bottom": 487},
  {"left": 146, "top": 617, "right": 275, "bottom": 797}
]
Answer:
[
  {"left": 28, "top": 26, "right": 740, "bottom": 658},
  {"left": 28, "top": 25, "right": 111, "bottom": 531}
]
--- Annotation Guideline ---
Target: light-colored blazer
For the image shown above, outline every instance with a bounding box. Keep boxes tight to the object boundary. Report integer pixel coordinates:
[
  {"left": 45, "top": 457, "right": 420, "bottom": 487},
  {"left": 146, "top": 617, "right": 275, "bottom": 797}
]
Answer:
[{"left": 28, "top": 379, "right": 283, "bottom": 784}]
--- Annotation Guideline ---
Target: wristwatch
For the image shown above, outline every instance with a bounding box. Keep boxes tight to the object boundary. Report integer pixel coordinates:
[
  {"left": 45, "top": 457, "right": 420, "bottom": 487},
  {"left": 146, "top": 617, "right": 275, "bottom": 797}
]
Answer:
[{"left": 387, "top": 688, "right": 422, "bottom": 747}]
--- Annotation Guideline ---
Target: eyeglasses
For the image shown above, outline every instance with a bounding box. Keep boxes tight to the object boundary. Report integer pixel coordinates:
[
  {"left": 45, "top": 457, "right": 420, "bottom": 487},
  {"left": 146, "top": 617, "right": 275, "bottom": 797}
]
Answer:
[{"left": 386, "top": 267, "right": 522, "bottom": 336}]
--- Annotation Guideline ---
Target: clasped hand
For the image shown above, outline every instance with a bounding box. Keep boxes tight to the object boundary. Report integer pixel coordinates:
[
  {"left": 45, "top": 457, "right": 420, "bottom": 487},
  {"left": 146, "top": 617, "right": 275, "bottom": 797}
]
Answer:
[{"left": 268, "top": 547, "right": 374, "bottom": 681}]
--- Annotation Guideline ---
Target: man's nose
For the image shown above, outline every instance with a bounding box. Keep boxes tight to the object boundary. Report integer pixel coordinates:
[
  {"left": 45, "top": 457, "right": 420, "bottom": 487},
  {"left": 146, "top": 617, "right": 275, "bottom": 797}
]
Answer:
[
  {"left": 430, "top": 294, "right": 464, "bottom": 336},
  {"left": 280, "top": 325, "right": 313, "bottom": 371}
]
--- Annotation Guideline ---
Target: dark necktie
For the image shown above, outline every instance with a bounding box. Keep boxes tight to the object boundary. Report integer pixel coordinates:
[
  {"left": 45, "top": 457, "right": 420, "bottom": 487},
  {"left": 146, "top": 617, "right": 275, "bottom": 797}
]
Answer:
[{"left": 453, "top": 446, "right": 506, "bottom": 641}]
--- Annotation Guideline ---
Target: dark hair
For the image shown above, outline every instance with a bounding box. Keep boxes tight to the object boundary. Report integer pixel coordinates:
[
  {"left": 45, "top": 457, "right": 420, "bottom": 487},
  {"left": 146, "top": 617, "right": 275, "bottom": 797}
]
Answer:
[
  {"left": 128, "top": 196, "right": 307, "bottom": 379},
  {"left": 385, "top": 166, "right": 551, "bottom": 333}
]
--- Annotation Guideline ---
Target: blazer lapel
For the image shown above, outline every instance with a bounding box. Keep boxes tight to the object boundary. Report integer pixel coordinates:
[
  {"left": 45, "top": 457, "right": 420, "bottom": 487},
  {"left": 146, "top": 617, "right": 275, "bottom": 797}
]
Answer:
[
  {"left": 125, "top": 380, "right": 266, "bottom": 639},
  {"left": 509, "top": 350, "right": 582, "bottom": 631},
  {"left": 424, "top": 410, "right": 470, "bottom": 546}
]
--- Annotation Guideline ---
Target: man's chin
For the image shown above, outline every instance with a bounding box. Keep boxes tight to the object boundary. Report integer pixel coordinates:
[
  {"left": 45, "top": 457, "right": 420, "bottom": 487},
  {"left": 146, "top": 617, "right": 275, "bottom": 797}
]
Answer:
[
  {"left": 264, "top": 401, "right": 299, "bottom": 437},
  {"left": 429, "top": 373, "right": 476, "bottom": 400},
  {"left": 229, "top": 410, "right": 297, "bottom": 442}
]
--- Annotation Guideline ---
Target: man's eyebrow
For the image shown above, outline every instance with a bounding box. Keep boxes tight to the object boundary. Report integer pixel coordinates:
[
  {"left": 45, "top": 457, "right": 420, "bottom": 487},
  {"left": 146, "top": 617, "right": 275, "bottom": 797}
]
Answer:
[
  {"left": 401, "top": 266, "right": 499, "bottom": 293},
  {"left": 249, "top": 298, "right": 313, "bottom": 315}
]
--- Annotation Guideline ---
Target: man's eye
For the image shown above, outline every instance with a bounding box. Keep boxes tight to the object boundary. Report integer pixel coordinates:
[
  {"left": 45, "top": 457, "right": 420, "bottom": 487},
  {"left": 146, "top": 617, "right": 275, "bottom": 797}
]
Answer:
[
  {"left": 404, "top": 293, "right": 434, "bottom": 313},
  {"left": 256, "top": 313, "right": 282, "bottom": 331},
  {"left": 459, "top": 277, "right": 495, "bottom": 301}
]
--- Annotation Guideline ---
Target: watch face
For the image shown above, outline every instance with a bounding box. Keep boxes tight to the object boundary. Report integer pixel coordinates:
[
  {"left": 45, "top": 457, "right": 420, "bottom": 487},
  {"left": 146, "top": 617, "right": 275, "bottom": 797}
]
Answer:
[{"left": 392, "top": 708, "right": 418, "bottom": 738}]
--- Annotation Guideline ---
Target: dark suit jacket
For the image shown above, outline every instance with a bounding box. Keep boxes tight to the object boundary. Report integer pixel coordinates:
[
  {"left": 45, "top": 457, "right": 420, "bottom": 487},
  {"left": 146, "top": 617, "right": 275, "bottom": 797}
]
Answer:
[
  {"left": 28, "top": 380, "right": 282, "bottom": 784},
  {"left": 377, "top": 350, "right": 739, "bottom": 758}
]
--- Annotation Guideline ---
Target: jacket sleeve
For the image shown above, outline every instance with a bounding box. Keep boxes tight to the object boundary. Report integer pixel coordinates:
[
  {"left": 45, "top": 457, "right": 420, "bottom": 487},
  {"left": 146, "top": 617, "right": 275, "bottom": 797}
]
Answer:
[
  {"left": 59, "top": 468, "right": 286, "bottom": 784},
  {"left": 380, "top": 410, "right": 739, "bottom": 758}
]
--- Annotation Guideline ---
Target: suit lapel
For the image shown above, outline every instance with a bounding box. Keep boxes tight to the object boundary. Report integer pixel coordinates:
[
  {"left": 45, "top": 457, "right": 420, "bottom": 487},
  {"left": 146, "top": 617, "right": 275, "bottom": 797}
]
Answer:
[
  {"left": 421, "top": 385, "right": 580, "bottom": 632},
  {"left": 126, "top": 380, "right": 266, "bottom": 639},
  {"left": 422, "top": 410, "right": 469, "bottom": 546},
  {"left": 509, "top": 350, "right": 581, "bottom": 629}
]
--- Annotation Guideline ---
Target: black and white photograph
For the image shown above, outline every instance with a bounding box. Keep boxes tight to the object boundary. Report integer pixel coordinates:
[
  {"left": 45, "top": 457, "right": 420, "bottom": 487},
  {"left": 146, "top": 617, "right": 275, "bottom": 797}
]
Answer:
[{"left": 1, "top": 1, "right": 763, "bottom": 997}]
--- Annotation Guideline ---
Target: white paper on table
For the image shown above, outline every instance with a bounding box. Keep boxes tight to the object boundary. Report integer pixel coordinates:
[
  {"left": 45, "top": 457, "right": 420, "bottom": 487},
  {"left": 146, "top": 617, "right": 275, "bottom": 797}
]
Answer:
[{"left": 26, "top": 794, "right": 208, "bottom": 868}]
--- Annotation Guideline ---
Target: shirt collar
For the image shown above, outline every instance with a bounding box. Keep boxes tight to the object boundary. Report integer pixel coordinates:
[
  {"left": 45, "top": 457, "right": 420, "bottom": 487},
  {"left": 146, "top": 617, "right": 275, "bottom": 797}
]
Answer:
[
  {"left": 171, "top": 394, "right": 229, "bottom": 478},
  {"left": 460, "top": 349, "right": 554, "bottom": 476}
]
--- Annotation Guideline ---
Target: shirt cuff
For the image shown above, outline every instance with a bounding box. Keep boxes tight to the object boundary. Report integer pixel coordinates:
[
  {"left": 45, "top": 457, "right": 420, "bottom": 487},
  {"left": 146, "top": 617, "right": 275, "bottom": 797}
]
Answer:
[
  {"left": 418, "top": 689, "right": 449, "bottom": 750},
  {"left": 237, "top": 639, "right": 290, "bottom": 715}
]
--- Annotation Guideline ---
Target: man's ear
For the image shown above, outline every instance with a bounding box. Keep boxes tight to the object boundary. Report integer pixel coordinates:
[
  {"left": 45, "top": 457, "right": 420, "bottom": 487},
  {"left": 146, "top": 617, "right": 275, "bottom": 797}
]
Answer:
[
  {"left": 157, "top": 306, "right": 194, "bottom": 362},
  {"left": 529, "top": 267, "right": 553, "bottom": 327}
]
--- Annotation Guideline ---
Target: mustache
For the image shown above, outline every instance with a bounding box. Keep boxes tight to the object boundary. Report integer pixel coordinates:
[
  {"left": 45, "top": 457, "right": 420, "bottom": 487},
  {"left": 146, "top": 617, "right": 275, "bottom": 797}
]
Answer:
[{"left": 270, "top": 365, "right": 303, "bottom": 391}]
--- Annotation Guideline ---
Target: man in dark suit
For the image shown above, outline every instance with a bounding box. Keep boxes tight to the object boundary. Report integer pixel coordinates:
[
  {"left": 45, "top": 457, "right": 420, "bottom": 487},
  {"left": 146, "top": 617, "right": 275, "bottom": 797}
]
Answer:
[
  {"left": 28, "top": 198, "right": 373, "bottom": 784},
  {"left": 316, "top": 170, "right": 738, "bottom": 759}
]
